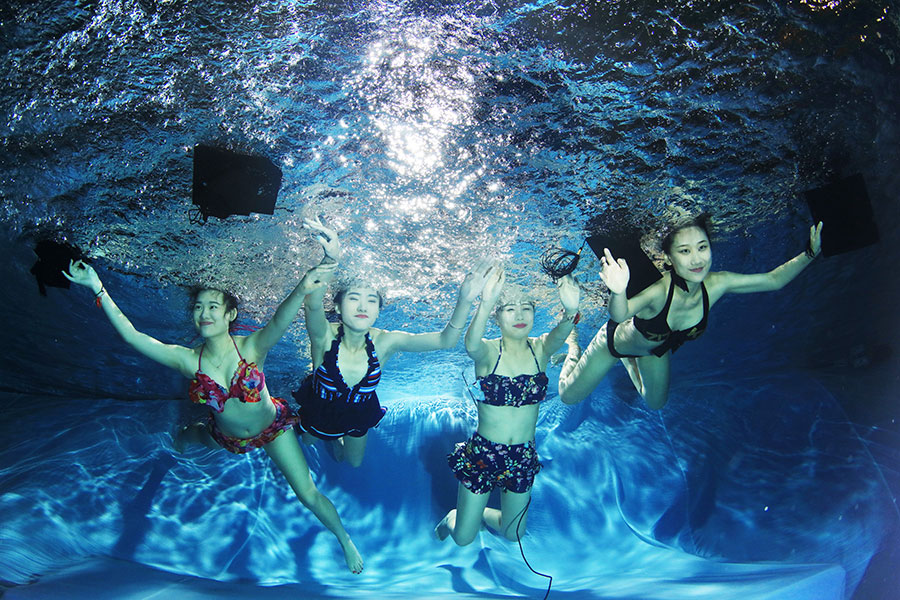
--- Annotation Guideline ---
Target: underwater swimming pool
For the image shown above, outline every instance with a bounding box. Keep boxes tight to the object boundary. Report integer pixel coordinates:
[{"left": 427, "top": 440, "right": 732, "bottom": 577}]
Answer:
[{"left": 1, "top": 0, "right": 899, "bottom": 598}]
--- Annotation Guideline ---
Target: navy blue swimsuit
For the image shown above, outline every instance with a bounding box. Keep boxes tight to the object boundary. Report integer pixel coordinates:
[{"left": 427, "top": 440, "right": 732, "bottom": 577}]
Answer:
[{"left": 293, "top": 325, "right": 385, "bottom": 439}]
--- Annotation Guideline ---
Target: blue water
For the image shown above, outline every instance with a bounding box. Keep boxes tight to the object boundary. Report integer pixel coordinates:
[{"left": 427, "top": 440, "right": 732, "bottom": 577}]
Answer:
[{"left": 2, "top": 0, "right": 899, "bottom": 598}]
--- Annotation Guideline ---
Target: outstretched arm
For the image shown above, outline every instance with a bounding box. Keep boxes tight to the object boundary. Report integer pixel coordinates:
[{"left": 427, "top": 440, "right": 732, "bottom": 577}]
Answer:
[
  {"left": 378, "top": 260, "right": 495, "bottom": 358},
  {"left": 63, "top": 260, "right": 194, "bottom": 375},
  {"left": 538, "top": 274, "right": 580, "bottom": 355},
  {"left": 714, "top": 222, "right": 822, "bottom": 295}
]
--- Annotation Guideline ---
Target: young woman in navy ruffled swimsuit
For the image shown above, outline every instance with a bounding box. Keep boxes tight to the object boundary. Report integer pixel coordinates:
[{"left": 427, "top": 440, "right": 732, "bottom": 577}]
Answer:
[{"left": 293, "top": 218, "right": 494, "bottom": 468}]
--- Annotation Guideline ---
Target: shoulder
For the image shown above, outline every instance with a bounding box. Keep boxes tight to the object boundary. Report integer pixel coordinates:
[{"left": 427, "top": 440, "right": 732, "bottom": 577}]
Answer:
[
  {"left": 633, "top": 274, "right": 670, "bottom": 315},
  {"left": 529, "top": 336, "right": 550, "bottom": 364},
  {"left": 701, "top": 271, "right": 735, "bottom": 302}
]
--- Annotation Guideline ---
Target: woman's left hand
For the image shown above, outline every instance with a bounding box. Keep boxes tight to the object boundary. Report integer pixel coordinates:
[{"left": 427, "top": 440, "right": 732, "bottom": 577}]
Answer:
[
  {"left": 556, "top": 274, "right": 580, "bottom": 314},
  {"left": 459, "top": 259, "right": 495, "bottom": 303},
  {"left": 808, "top": 221, "right": 823, "bottom": 258},
  {"left": 303, "top": 216, "right": 341, "bottom": 262}
]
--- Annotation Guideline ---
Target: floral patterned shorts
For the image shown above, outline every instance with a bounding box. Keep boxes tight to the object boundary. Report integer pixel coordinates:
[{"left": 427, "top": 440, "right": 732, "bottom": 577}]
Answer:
[{"left": 448, "top": 432, "right": 541, "bottom": 495}]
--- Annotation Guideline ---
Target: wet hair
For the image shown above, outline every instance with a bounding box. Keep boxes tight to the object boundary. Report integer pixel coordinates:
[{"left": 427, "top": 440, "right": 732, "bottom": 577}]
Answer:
[
  {"left": 333, "top": 282, "right": 385, "bottom": 310},
  {"left": 492, "top": 287, "right": 536, "bottom": 320},
  {"left": 188, "top": 286, "right": 239, "bottom": 318},
  {"left": 660, "top": 212, "right": 713, "bottom": 255}
]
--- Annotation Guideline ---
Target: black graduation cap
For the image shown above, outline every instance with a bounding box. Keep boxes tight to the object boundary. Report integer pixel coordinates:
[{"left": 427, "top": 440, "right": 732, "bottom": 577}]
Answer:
[
  {"left": 586, "top": 232, "right": 662, "bottom": 298},
  {"left": 803, "top": 173, "right": 879, "bottom": 257},
  {"left": 191, "top": 144, "right": 282, "bottom": 221},
  {"left": 30, "top": 239, "right": 84, "bottom": 296}
]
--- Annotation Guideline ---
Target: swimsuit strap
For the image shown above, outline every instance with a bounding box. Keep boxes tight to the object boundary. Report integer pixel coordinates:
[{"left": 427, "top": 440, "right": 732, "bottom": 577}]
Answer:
[
  {"left": 198, "top": 336, "right": 242, "bottom": 372},
  {"left": 527, "top": 340, "right": 540, "bottom": 371},
  {"left": 489, "top": 339, "right": 540, "bottom": 375},
  {"left": 489, "top": 340, "right": 504, "bottom": 375},
  {"left": 662, "top": 274, "right": 677, "bottom": 316},
  {"left": 700, "top": 281, "right": 710, "bottom": 319},
  {"left": 230, "top": 335, "right": 243, "bottom": 361}
]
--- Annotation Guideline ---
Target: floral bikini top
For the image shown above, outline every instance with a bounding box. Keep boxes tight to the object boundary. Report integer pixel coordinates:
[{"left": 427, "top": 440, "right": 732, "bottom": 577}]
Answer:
[
  {"left": 188, "top": 336, "right": 265, "bottom": 413},
  {"left": 477, "top": 340, "right": 549, "bottom": 407}
]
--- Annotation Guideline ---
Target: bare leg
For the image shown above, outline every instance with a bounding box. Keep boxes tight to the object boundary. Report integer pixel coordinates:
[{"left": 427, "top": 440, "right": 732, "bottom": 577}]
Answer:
[
  {"left": 622, "top": 357, "right": 644, "bottom": 394},
  {"left": 558, "top": 322, "right": 620, "bottom": 405},
  {"left": 174, "top": 422, "right": 219, "bottom": 453},
  {"left": 300, "top": 432, "right": 318, "bottom": 445},
  {"left": 340, "top": 434, "right": 368, "bottom": 468},
  {"left": 483, "top": 489, "right": 533, "bottom": 542},
  {"left": 435, "top": 484, "right": 491, "bottom": 546},
  {"left": 263, "top": 431, "right": 364, "bottom": 574},
  {"left": 629, "top": 354, "right": 671, "bottom": 410},
  {"left": 328, "top": 437, "right": 345, "bottom": 462}
]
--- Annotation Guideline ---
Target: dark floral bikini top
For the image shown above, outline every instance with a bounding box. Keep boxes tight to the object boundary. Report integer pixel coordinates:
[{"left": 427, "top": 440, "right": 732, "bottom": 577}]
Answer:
[
  {"left": 477, "top": 340, "right": 549, "bottom": 407},
  {"left": 188, "top": 337, "right": 265, "bottom": 413}
]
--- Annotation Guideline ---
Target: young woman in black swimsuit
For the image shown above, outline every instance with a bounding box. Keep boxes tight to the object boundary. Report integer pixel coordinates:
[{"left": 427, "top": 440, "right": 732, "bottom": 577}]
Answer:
[{"left": 559, "top": 214, "right": 823, "bottom": 410}]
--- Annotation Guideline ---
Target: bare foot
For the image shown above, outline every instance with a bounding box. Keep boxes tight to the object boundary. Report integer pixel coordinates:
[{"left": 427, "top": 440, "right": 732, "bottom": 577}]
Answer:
[
  {"left": 435, "top": 510, "right": 455, "bottom": 541},
  {"left": 341, "top": 537, "right": 364, "bottom": 574}
]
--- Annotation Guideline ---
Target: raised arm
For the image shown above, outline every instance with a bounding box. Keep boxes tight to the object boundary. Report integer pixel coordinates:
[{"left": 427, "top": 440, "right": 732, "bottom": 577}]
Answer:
[
  {"left": 464, "top": 265, "right": 505, "bottom": 363},
  {"left": 537, "top": 274, "right": 581, "bottom": 355},
  {"left": 601, "top": 247, "right": 661, "bottom": 322},
  {"left": 245, "top": 262, "right": 336, "bottom": 357},
  {"left": 712, "top": 222, "right": 822, "bottom": 296},
  {"left": 300, "top": 218, "right": 342, "bottom": 358},
  {"left": 63, "top": 260, "right": 194, "bottom": 375},
  {"left": 377, "top": 260, "right": 494, "bottom": 359}
]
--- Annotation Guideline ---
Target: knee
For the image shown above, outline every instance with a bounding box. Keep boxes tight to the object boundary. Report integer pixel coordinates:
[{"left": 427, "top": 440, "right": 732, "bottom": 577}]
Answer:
[
  {"left": 345, "top": 455, "right": 364, "bottom": 468},
  {"left": 645, "top": 393, "right": 669, "bottom": 410},
  {"left": 502, "top": 522, "right": 526, "bottom": 542},
  {"left": 292, "top": 483, "right": 321, "bottom": 509}
]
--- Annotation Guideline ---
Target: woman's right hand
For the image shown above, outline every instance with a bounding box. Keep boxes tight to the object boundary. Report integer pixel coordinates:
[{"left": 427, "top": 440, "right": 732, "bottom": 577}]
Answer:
[
  {"left": 63, "top": 260, "right": 102, "bottom": 294},
  {"left": 599, "top": 248, "right": 629, "bottom": 295},
  {"left": 303, "top": 216, "right": 341, "bottom": 262},
  {"left": 459, "top": 259, "right": 495, "bottom": 303},
  {"left": 482, "top": 265, "right": 505, "bottom": 305},
  {"left": 299, "top": 262, "right": 337, "bottom": 295}
]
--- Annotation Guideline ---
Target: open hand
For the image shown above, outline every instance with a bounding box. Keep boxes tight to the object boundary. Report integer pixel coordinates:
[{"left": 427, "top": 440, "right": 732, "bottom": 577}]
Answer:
[
  {"left": 482, "top": 265, "right": 506, "bottom": 306},
  {"left": 556, "top": 274, "right": 580, "bottom": 314},
  {"left": 459, "top": 259, "right": 495, "bottom": 303},
  {"left": 599, "top": 248, "right": 629, "bottom": 295},
  {"left": 808, "top": 221, "right": 823, "bottom": 258}
]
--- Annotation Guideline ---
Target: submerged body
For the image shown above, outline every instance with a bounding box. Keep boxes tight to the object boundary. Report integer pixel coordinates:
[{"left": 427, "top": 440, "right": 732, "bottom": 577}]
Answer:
[
  {"left": 437, "top": 266, "right": 579, "bottom": 545},
  {"left": 559, "top": 218, "right": 822, "bottom": 409},
  {"left": 293, "top": 218, "right": 493, "bottom": 467},
  {"left": 62, "top": 242, "right": 365, "bottom": 574}
]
